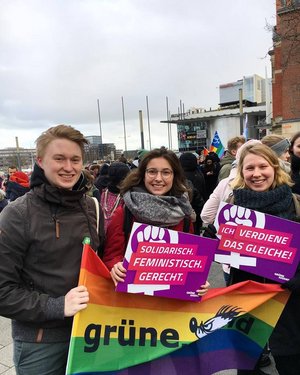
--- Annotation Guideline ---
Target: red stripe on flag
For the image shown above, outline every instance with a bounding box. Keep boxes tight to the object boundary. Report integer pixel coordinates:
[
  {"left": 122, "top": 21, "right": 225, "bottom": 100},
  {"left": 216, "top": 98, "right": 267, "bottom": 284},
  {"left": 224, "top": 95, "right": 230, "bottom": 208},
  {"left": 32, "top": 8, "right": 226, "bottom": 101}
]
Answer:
[{"left": 81, "top": 244, "right": 111, "bottom": 279}]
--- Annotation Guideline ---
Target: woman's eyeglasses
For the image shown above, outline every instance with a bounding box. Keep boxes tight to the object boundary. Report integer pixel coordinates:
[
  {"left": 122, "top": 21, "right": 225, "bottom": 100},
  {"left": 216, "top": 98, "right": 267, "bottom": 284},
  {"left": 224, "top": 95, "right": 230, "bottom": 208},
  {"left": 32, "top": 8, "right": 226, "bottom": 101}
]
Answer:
[{"left": 145, "top": 168, "right": 173, "bottom": 178}]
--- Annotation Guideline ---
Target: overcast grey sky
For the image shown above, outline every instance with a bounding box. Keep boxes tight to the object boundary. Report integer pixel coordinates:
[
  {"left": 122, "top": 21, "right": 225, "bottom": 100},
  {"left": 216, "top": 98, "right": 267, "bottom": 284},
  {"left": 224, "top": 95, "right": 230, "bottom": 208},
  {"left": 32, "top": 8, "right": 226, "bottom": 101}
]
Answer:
[{"left": 0, "top": 0, "right": 275, "bottom": 152}]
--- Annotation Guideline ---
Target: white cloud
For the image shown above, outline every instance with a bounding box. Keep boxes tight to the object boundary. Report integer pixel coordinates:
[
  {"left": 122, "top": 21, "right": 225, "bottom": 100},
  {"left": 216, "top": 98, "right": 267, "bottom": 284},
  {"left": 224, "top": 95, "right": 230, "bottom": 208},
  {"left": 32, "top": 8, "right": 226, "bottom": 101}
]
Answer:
[{"left": 0, "top": 0, "right": 276, "bottom": 151}]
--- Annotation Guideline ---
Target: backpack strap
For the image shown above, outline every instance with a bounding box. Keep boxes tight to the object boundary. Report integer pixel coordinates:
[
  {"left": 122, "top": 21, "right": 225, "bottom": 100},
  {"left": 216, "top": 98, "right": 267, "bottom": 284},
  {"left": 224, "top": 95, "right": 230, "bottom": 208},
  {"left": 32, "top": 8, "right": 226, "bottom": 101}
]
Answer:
[
  {"left": 92, "top": 197, "right": 100, "bottom": 234},
  {"left": 87, "top": 196, "right": 105, "bottom": 257}
]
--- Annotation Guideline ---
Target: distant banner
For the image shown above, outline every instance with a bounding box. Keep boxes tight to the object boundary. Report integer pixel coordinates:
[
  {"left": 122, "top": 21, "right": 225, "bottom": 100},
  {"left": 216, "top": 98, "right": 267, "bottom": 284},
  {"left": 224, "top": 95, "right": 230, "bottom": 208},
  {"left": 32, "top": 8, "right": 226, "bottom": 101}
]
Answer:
[
  {"left": 66, "top": 244, "right": 290, "bottom": 375},
  {"left": 214, "top": 201, "right": 300, "bottom": 282},
  {"left": 116, "top": 222, "right": 218, "bottom": 301}
]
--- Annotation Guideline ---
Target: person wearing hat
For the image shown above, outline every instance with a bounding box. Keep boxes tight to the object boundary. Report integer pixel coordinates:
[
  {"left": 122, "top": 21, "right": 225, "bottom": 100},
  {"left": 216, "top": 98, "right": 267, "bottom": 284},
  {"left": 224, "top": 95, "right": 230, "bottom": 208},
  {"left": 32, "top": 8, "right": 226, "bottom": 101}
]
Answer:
[
  {"left": 5, "top": 171, "right": 30, "bottom": 202},
  {"left": 94, "top": 163, "right": 110, "bottom": 197},
  {"left": 100, "top": 162, "right": 130, "bottom": 232},
  {"left": 137, "top": 149, "right": 149, "bottom": 161},
  {"left": 200, "top": 152, "right": 221, "bottom": 197},
  {"left": 130, "top": 149, "right": 150, "bottom": 169},
  {"left": 261, "top": 135, "right": 291, "bottom": 174}
]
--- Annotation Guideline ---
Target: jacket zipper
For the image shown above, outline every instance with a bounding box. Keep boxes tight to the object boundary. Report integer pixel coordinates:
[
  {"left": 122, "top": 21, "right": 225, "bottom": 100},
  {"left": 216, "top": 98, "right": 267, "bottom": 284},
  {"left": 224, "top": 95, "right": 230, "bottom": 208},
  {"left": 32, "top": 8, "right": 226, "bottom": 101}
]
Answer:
[{"left": 52, "top": 215, "right": 60, "bottom": 239}]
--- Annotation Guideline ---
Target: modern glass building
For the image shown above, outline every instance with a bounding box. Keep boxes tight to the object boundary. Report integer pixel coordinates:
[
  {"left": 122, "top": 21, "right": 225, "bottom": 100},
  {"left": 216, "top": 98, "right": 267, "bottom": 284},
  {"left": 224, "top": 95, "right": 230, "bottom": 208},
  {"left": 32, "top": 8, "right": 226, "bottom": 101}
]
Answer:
[{"left": 161, "top": 74, "right": 271, "bottom": 151}]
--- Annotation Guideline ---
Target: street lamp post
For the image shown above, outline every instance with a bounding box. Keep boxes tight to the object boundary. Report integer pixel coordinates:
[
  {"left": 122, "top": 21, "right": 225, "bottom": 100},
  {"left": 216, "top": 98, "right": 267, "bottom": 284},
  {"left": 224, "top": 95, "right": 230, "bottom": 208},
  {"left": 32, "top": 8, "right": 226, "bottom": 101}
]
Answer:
[
  {"left": 239, "top": 88, "right": 244, "bottom": 135},
  {"left": 15, "top": 136, "right": 21, "bottom": 170},
  {"left": 121, "top": 96, "right": 127, "bottom": 156},
  {"left": 97, "top": 98, "right": 103, "bottom": 159},
  {"left": 146, "top": 95, "right": 152, "bottom": 149},
  {"left": 139, "top": 110, "right": 145, "bottom": 149},
  {"left": 166, "top": 96, "right": 171, "bottom": 149}
]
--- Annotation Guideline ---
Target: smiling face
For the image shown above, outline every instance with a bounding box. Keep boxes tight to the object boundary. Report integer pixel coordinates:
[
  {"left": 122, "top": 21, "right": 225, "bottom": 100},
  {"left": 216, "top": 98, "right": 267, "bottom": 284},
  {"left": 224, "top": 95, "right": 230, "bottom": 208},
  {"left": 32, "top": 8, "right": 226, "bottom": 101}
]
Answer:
[
  {"left": 144, "top": 157, "right": 174, "bottom": 196},
  {"left": 292, "top": 136, "right": 300, "bottom": 158},
  {"left": 37, "top": 138, "right": 83, "bottom": 190},
  {"left": 242, "top": 154, "right": 275, "bottom": 192}
]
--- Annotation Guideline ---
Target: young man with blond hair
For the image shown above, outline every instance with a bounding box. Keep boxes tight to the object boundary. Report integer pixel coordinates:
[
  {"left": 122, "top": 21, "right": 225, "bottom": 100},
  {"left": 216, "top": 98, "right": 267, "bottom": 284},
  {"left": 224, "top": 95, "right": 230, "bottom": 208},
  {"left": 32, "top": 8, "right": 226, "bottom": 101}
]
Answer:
[
  {"left": 0, "top": 124, "right": 104, "bottom": 375},
  {"left": 218, "top": 135, "right": 245, "bottom": 181}
]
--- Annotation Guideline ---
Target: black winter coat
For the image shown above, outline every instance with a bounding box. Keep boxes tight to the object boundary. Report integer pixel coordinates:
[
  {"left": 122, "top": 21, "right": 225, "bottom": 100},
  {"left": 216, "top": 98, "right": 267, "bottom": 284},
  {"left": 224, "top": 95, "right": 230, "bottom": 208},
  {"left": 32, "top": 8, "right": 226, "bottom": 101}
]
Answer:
[
  {"left": 0, "top": 164, "right": 104, "bottom": 343},
  {"left": 229, "top": 191, "right": 300, "bottom": 357}
]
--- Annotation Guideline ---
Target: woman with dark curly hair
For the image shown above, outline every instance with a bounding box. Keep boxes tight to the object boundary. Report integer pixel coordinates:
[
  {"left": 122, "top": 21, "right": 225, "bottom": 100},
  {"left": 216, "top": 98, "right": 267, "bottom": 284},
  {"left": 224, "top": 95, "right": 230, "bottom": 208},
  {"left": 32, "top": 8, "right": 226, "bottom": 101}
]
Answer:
[{"left": 103, "top": 147, "right": 209, "bottom": 295}]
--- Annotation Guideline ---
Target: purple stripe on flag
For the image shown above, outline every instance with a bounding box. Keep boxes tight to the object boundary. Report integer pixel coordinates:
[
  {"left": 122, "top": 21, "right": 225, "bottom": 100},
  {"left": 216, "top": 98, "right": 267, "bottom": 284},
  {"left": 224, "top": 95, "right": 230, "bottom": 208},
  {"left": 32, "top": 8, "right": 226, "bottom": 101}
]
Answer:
[{"left": 75, "top": 329, "right": 261, "bottom": 375}]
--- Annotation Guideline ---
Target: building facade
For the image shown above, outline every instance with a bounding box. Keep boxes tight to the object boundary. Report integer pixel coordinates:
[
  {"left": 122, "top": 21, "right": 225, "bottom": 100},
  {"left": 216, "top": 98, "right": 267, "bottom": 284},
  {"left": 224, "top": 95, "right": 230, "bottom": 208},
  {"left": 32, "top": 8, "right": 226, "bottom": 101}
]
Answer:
[
  {"left": 219, "top": 75, "right": 266, "bottom": 106},
  {"left": 270, "top": 0, "right": 300, "bottom": 137},
  {"left": 84, "top": 135, "right": 117, "bottom": 162},
  {"left": 162, "top": 74, "right": 271, "bottom": 152},
  {"left": 0, "top": 148, "right": 36, "bottom": 171},
  {"left": 85, "top": 135, "right": 102, "bottom": 145},
  {"left": 168, "top": 106, "right": 267, "bottom": 152}
]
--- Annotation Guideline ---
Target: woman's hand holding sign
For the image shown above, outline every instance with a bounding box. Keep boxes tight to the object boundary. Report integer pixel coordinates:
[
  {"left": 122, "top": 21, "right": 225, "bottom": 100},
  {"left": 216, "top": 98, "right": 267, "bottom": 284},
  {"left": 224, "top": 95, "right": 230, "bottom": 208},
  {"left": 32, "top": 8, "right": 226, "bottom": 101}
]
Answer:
[
  {"left": 197, "top": 281, "right": 210, "bottom": 296},
  {"left": 111, "top": 262, "right": 127, "bottom": 286}
]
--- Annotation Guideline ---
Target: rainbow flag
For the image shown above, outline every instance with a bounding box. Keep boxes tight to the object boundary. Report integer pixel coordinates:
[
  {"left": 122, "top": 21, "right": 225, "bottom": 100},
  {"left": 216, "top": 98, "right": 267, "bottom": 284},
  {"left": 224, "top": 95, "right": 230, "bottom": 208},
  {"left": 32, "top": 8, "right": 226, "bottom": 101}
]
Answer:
[
  {"left": 66, "top": 244, "right": 290, "bottom": 375},
  {"left": 209, "top": 131, "right": 225, "bottom": 158}
]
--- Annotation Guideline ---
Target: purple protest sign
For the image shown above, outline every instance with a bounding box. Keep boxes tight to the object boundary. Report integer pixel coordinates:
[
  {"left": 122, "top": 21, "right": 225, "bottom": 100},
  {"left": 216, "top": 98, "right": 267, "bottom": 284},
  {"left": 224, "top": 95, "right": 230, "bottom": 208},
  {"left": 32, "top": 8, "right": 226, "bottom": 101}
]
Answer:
[
  {"left": 214, "top": 202, "right": 300, "bottom": 283},
  {"left": 116, "top": 222, "right": 218, "bottom": 301}
]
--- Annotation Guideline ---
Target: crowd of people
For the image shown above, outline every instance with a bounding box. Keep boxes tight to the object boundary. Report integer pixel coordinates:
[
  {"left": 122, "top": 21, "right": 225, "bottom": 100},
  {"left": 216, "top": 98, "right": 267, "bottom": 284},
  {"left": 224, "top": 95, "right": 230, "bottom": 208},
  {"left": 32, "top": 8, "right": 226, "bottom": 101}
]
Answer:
[{"left": 0, "top": 124, "right": 299, "bottom": 375}]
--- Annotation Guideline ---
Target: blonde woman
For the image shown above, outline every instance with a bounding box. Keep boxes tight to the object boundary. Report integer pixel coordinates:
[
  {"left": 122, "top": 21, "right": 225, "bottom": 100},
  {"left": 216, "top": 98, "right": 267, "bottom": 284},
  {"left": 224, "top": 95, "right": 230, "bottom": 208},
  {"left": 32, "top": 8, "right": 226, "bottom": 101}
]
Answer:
[{"left": 228, "top": 143, "right": 300, "bottom": 375}]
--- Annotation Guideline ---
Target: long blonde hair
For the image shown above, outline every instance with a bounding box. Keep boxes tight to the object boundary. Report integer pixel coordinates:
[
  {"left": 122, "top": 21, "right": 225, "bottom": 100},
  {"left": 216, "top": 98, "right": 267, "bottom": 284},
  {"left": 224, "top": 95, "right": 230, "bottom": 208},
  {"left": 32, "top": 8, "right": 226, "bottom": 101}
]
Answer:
[{"left": 231, "top": 143, "right": 293, "bottom": 190}]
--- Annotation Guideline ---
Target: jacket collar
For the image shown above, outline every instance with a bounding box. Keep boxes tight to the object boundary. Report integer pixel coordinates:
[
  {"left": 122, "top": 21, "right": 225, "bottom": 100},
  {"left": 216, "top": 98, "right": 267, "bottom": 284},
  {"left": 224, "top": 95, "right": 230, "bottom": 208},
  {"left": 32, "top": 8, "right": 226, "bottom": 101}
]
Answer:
[{"left": 30, "top": 163, "right": 88, "bottom": 206}]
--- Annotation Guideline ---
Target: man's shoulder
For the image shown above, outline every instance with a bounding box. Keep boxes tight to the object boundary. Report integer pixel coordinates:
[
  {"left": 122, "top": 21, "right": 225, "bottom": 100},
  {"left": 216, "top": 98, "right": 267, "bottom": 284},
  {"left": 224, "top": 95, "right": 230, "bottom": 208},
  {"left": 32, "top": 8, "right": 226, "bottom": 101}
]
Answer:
[
  {"left": 218, "top": 163, "right": 232, "bottom": 181},
  {"left": 220, "top": 162, "right": 232, "bottom": 172},
  {"left": 0, "top": 193, "right": 32, "bottom": 226},
  {"left": 220, "top": 153, "right": 235, "bottom": 166}
]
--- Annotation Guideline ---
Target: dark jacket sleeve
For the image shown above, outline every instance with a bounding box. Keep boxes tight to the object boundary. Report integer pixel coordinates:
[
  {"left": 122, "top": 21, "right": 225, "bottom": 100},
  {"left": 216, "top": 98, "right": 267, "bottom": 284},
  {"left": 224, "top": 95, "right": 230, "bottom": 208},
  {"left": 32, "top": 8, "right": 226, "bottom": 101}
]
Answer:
[
  {"left": 0, "top": 201, "right": 63, "bottom": 322},
  {"left": 282, "top": 263, "right": 300, "bottom": 294}
]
